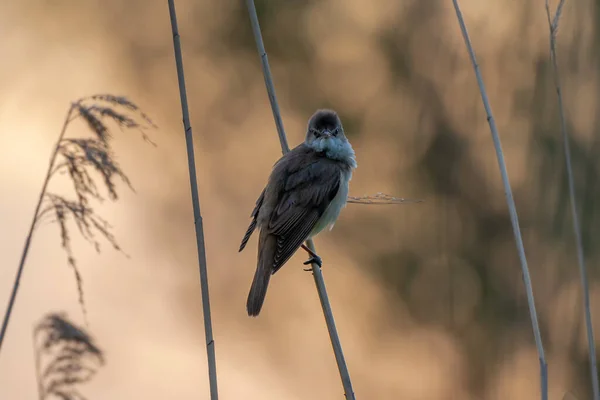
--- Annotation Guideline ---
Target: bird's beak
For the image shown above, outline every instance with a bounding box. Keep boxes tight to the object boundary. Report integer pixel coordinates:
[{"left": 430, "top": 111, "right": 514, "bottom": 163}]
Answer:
[{"left": 321, "top": 129, "right": 332, "bottom": 138}]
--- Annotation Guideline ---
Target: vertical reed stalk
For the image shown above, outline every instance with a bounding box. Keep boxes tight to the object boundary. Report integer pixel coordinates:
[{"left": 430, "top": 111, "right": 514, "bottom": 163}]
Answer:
[
  {"left": 545, "top": 1, "right": 599, "bottom": 398},
  {"left": 167, "top": 1, "right": 219, "bottom": 398},
  {"left": 451, "top": 1, "right": 548, "bottom": 398},
  {"left": 245, "top": 1, "right": 355, "bottom": 398}
]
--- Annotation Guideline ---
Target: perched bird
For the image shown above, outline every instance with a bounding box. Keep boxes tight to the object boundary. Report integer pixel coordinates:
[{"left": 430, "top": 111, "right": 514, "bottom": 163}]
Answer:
[{"left": 239, "top": 109, "right": 357, "bottom": 316}]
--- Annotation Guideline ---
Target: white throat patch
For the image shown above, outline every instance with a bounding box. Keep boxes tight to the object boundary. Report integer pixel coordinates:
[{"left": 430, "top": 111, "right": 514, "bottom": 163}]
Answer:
[{"left": 308, "top": 137, "right": 357, "bottom": 168}]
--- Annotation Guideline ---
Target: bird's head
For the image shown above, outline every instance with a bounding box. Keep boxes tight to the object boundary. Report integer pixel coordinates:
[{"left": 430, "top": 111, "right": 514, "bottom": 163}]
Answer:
[{"left": 305, "top": 109, "right": 356, "bottom": 167}]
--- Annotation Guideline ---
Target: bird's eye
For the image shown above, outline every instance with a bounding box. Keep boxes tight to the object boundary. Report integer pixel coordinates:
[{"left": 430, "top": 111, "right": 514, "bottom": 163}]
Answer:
[
  {"left": 311, "top": 128, "right": 321, "bottom": 137},
  {"left": 332, "top": 128, "right": 339, "bottom": 136}
]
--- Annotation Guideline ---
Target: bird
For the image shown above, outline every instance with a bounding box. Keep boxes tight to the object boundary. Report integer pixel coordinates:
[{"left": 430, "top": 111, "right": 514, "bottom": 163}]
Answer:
[{"left": 239, "top": 109, "right": 357, "bottom": 316}]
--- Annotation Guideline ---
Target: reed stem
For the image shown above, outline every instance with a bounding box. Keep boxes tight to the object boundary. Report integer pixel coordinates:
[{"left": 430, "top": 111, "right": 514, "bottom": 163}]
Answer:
[
  {"left": 167, "top": 1, "right": 219, "bottom": 398},
  {"left": 451, "top": 1, "right": 548, "bottom": 398},
  {"left": 245, "top": 1, "right": 356, "bottom": 398},
  {"left": 545, "top": 1, "right": 599, "bottom": 398},
  {"left": 0, "top": 106, "right": 74, "bottom": 355}
]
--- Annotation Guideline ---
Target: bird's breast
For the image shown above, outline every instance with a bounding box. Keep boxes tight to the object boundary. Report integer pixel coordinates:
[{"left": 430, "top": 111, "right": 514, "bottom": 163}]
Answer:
[{"left": 310, "top": 169, "right": 351, "bottom": 237}]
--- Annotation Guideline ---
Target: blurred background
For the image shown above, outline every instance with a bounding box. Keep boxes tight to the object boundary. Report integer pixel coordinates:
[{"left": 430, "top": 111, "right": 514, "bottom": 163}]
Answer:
[{"left": 0, "top": 0, "right": 599, "bottom": 398}]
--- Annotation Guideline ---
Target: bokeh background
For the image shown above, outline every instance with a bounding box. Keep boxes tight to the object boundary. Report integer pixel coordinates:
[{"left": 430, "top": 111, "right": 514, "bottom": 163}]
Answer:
[{"left": 1, "top": 0, "right": 599, "bottom": 398}]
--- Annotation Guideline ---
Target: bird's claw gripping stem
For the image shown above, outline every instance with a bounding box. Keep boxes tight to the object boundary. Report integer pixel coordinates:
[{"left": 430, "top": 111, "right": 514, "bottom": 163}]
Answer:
[{"left": 301, "top": 244, "right": 322, "bottom": 271}]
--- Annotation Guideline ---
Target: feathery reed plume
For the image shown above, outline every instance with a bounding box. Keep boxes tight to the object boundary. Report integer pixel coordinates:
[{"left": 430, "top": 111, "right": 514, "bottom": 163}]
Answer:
[
  {"left": 0, "top": 94, "right": 156, "bottom": 355},
  {"left": 33, "top": 312, "right": 104, "bottom": 400},
  {"left": 167, "top": 1, "right": 219, "bottom": 399},
  {"left": 245, "top": 1, "right": 356, "bottom": 398},
  {"left": 545, "top": 1, "right": 599, "bottom": 398},
  {"left": 347, "top": 193, "right": 423, "bottom": 205},
  {"left": 450, "top": 1, "right": 548, "bottom": 399}
]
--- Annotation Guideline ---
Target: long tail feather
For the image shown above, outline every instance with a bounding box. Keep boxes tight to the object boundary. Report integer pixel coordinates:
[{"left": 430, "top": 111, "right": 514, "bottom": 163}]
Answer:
[{"left": 246, "top": 231, "right": 275, "bottom": 316}]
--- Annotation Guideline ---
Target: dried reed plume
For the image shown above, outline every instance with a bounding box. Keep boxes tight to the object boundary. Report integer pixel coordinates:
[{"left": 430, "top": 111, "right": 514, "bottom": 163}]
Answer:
[
  {"left": 0, "top": 94, "right": 156, "bottom": 355},
  {"left": 545, "top": 1, "right": 599, "bottom": 398},
  {"left": 451, "top": 1, "right": 548, "bottom": 399},
  {"left": 33, "top": 312, "right": 104, "bottom": 400}
]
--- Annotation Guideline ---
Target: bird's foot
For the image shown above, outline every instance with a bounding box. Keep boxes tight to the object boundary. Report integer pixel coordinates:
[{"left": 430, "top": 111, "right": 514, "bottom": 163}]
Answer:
[{"left": 303, "top": 254, "right": 322, "bottom": 271}]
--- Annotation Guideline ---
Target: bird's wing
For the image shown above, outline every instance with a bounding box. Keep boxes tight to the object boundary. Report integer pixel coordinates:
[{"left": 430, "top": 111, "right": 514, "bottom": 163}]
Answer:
[
  {"left": 267, "top": 159, "right": 341, "bottom": 274},
  {"left": 239, "top": 188, "right": 265, "bottom": 252}
]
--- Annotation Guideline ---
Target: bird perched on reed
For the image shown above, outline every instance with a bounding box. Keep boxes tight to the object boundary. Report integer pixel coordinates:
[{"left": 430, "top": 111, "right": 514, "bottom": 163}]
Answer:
[{"left": 239, "top": 109, "right": 357, "bottom": 316}]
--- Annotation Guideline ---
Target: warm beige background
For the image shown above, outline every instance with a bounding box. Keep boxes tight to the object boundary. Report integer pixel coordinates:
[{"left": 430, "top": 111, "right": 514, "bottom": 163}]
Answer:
[{"left": 0, "top": 0, "right": 599, "bottom": 399}]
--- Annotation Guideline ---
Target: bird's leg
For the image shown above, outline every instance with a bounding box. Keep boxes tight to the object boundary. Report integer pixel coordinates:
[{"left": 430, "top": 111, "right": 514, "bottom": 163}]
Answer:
[{"left": 301, "top": 243, "right": 322, "bottom": 271}]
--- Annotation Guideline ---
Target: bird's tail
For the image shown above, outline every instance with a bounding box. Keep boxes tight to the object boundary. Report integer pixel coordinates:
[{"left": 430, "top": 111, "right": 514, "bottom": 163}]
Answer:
[{"left": 246, "top": 231, "right": 276, "bottom": 316}]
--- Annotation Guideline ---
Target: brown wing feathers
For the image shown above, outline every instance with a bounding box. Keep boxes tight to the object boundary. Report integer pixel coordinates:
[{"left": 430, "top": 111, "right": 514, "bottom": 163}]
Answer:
[
  {"left": 267, "top": 164, "right": 340, "bottom": 274},
  {"left": 239, "top": 188, "right": 265, "bottom": 252},
  {"left": 241, "top": 147, "right": 342, "bottom": 316}
]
